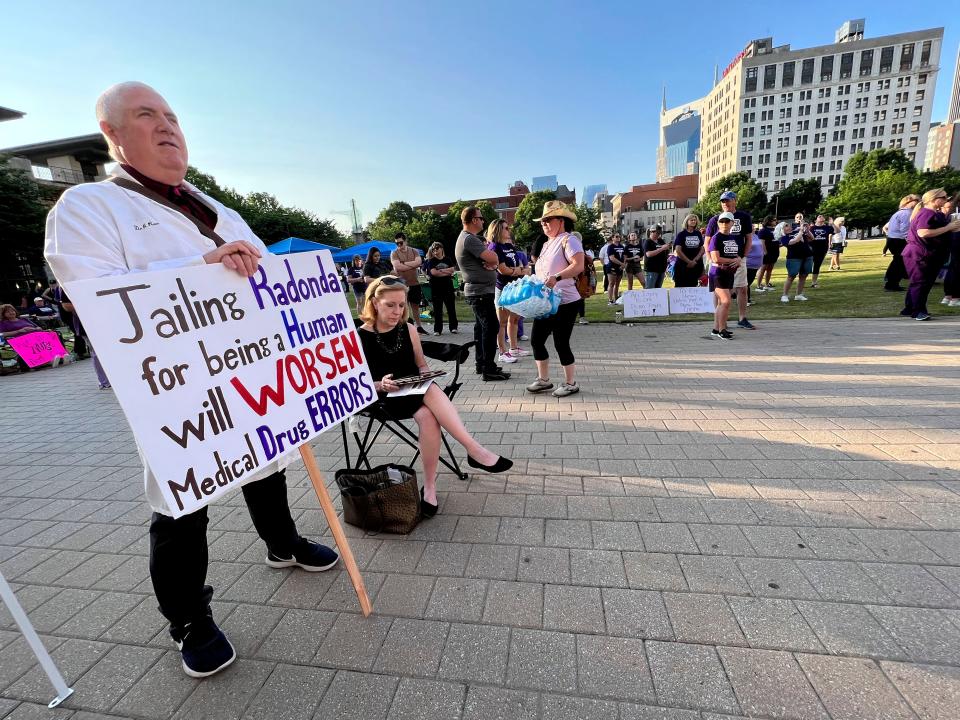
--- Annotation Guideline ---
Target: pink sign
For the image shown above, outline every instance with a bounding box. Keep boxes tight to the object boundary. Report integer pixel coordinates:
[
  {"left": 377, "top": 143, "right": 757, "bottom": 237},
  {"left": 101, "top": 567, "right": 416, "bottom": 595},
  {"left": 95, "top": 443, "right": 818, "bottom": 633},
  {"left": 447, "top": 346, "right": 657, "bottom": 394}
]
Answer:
[{"left": 7, "top": 331, "right": 68, "bottom": 368}]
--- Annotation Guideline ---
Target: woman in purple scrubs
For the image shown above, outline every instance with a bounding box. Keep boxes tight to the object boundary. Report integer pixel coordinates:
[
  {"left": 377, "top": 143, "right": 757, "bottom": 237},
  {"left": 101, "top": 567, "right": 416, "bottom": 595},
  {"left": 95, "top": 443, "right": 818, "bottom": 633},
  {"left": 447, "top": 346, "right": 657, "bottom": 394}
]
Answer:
[{"left": 902, "top": 188, "right": 960, "bottom": 321}]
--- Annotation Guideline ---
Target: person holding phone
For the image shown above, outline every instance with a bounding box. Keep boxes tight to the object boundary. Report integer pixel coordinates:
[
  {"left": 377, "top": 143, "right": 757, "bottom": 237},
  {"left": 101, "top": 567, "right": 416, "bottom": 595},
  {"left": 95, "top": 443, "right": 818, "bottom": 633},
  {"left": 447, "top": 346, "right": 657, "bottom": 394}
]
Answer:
[{"left": 780, "top": 213, "right": 814, "bottom": 302}]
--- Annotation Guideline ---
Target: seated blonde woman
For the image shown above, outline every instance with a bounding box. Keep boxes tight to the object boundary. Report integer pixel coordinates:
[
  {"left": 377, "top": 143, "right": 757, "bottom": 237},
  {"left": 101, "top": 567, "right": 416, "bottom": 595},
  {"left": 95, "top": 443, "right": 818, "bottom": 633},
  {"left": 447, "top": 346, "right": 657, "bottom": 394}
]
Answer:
[{"left": 356, "top": 276, "right": 512, "bottom": 516}]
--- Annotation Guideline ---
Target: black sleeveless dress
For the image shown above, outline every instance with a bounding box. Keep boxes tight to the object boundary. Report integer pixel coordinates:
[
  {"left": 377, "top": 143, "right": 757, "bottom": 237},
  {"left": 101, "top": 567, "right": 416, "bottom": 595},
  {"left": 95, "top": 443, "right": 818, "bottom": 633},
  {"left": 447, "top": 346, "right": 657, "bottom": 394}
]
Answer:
[{"left": 357, "top": 323, "right": 425, "bottom": 418}]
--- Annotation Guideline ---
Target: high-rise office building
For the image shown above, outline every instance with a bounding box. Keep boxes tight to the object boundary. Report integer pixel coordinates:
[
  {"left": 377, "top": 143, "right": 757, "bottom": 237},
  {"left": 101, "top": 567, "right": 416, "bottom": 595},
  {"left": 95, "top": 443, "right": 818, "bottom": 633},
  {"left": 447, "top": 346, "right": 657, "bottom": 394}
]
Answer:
[
  {"left": 531, "top": 175, "right": 558, "bottom": 192},
  {"left": 947, "top": 42, "right": 960, "bottom": 124},
  {"left": 657, "top": 92, "right": 704, "bottom": 183},
  {"left": 582, "top": 184, "right": 608, "bottom": 208},
  {"left": 698, "top": 20, "right": 943, "bottom": 197}
]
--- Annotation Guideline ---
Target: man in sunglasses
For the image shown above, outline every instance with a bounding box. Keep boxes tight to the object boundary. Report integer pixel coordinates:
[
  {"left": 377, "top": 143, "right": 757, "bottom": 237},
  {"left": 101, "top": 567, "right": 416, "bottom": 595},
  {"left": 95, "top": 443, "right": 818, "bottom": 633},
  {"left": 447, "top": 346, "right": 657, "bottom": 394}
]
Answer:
[
  {"left": 390, "top": 232, "right": 427, "bottom": 334},
  {"left": 454, "top": 206, "right": 510, "bottom": 380}
]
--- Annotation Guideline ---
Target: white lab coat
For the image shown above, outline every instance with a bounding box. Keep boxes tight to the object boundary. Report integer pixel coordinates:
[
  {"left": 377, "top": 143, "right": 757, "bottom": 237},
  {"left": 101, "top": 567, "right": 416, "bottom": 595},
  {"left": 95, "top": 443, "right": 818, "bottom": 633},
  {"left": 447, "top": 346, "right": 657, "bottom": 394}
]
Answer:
[{"left": 44, "top": 167, "right": 288, "bottom": 515}]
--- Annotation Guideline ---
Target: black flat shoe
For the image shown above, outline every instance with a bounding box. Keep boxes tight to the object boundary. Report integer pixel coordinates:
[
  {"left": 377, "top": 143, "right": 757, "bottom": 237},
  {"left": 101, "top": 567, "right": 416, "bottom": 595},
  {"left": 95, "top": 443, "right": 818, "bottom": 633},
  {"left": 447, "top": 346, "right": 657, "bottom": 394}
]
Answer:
[
  {"left": 467, "top": 455, "right": 513, "bottom": 473},
  {"left": 420, "top": 488, "right": 438, "bottom": 518}
]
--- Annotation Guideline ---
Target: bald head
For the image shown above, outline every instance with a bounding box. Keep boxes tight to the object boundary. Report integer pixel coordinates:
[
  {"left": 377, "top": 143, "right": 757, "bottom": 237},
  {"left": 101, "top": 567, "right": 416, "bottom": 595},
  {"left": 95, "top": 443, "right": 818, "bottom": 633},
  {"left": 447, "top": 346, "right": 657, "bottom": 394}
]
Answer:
[{"left": 96, "top": 82, "right": 188, "bottom": 185}]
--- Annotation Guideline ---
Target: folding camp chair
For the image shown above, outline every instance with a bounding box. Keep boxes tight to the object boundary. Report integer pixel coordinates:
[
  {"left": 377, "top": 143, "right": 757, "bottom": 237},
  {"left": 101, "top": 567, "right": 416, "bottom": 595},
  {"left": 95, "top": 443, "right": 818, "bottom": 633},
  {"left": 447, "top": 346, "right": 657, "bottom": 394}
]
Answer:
[{"left": 340, "top": 338, "right": 476, "bottom": 480}]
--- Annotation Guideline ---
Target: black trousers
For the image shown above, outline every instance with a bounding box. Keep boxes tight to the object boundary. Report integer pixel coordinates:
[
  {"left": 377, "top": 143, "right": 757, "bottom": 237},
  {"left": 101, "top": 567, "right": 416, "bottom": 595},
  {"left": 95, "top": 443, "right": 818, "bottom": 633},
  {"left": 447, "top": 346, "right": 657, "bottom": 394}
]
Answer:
[
  {"left": 884, "top": 237, "right": 908, "bottom": 289},
  {"left": 466, "top": 293, "right": 500, "bottom": 371},
  {"left": 149, "top": 469, "right": 299, "bottom": 630},
  {"left": 62, "top": 308, "right": 87, "bottom": 357},
  {"left": 430, "top": 283, "right": 458, "bottom": 333},
  {"left": 944, "top": 236, "right": 960, "bottom": 298},
  {"left": 811, "top": 243, "right": 829, "bottom": 275},
  {"left": 531, "top": 301, "right": 578, "bottom": 366}
]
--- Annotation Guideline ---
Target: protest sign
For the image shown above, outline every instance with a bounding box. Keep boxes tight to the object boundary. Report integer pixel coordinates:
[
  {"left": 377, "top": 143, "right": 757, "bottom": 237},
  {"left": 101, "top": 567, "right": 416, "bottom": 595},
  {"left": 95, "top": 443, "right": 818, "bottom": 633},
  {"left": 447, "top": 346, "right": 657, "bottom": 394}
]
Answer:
[
  {"left": 668, "top": 287, "right": 715, "bottom": 314},
  {"left": 64, "top": 250, "right": 376, "bottom": 518},
  {"left": 7, "top": 331, "right": 68, "bottom": 368},
  {"left": 621, "top": 289, "right": 669, "bottom": 318}
]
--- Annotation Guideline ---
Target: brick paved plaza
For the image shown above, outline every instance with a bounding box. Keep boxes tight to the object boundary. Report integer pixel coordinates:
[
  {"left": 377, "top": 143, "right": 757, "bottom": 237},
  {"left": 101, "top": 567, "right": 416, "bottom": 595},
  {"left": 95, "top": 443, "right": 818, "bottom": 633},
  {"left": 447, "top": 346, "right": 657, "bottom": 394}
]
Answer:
[{"left": 1, "top": 317, "right": 959, "bottom": 720}]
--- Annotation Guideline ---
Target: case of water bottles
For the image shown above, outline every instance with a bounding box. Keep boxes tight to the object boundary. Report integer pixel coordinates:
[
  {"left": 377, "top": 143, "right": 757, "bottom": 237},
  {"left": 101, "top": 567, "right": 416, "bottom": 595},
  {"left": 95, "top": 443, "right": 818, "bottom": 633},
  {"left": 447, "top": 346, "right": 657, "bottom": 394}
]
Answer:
[{"left": 496, "top": 275, "right": 562, "bottom": 319}]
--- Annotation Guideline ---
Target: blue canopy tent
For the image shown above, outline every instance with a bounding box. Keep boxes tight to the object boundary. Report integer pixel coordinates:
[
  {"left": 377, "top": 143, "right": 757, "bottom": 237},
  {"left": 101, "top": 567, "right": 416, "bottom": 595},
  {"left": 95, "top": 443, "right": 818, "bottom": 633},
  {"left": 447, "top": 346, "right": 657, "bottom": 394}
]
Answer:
[
  {"left": 331, "top": 240, "right": 423, "bottom": 264},
  {"left": 267, "top": 237, "right": 342, "bottom": 255}
]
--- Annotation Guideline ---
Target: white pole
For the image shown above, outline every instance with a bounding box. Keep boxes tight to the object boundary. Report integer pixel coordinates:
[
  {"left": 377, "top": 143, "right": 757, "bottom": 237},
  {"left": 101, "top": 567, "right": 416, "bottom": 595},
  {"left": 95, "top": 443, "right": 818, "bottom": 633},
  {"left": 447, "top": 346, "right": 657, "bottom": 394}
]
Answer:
[{"left": 0, "top": 571, "right": 74, "bottom": 708}]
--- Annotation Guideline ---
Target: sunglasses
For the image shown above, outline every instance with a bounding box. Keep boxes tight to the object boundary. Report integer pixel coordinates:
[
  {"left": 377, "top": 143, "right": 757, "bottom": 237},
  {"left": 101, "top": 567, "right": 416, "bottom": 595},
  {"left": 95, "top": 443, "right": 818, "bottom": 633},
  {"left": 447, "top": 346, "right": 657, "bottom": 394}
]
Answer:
[{"left": 378, "top": 275, "right": 405, "bottom": 286}]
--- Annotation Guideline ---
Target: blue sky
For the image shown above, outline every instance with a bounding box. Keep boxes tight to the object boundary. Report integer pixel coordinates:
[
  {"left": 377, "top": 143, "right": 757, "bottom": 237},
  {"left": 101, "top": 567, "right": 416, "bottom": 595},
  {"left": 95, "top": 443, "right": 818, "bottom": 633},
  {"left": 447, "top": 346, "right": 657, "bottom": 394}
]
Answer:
[{"left": 2, "top": 1, "right": 955, "bottom": 232}]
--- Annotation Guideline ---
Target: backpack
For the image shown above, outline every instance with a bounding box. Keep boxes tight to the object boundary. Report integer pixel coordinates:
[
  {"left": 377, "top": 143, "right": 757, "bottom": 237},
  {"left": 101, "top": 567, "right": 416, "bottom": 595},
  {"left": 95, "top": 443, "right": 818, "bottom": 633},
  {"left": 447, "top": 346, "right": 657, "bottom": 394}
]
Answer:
[{"left": 561, "top": 235, "right": 596, "bottom": 298}]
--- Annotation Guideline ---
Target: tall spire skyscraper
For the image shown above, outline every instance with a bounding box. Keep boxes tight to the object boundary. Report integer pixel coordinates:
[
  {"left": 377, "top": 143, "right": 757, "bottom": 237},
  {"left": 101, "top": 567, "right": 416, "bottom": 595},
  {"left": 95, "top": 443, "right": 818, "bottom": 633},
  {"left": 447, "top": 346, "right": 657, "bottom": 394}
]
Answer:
[{"left": 948, "top": 42, "right": 960, "bottom": 124}]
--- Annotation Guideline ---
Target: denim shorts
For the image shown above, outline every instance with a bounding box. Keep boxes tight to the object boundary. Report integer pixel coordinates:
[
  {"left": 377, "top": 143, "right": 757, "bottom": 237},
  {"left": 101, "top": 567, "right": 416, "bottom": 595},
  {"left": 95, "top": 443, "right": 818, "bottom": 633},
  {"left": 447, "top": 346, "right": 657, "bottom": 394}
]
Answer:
[{"left": 785, "top": 257, "right": 813, "bottom": 277}]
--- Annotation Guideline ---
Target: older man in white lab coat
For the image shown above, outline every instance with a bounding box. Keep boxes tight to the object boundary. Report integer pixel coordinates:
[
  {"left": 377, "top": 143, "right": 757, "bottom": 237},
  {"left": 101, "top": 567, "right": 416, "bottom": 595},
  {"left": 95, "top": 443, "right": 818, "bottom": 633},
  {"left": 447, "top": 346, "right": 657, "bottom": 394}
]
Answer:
[{"left": 44, "top": 82, "right": 339, "bottom": 679}]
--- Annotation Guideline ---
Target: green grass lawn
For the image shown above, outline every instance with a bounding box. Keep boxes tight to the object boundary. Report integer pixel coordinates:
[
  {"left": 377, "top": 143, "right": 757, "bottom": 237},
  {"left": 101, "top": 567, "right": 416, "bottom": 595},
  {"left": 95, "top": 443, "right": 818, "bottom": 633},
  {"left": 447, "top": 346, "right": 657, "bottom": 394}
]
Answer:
[{"left": 365, "top": 239, "right": 959, "bottom": 328}]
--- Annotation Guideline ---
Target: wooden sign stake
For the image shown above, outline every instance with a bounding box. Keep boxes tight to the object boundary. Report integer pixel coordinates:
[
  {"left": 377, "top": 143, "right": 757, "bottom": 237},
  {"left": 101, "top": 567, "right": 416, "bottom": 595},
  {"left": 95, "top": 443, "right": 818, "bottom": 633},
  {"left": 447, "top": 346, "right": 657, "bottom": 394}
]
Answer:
[{"left": 300, "top": 445, "right": 372, "bottom": 616}]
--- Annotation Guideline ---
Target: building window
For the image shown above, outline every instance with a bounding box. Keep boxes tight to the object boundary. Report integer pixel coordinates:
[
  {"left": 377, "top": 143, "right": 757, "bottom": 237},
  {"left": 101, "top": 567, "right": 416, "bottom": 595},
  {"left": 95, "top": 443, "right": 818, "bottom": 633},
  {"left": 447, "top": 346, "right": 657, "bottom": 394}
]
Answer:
[
  {"left": 879, "top": 46, "right": 894, "bottom": 73},
  {"left": 764, "top": 64, "right": 777, "bottom": 89},
  {"left": 916, "top": 89, "right": 925, "bottom": 101},
  {"left": 918, "top": 73, "right": 928, "bottom": 85},
  {"left": 839, "top": 52, "right": 854, "bottom": 79},
  {"left": 859, "top": 49, "right": 873, "bottom": 76},
  {"left": 920, "top": 40, "right": 932, "bottom": 66},
  {"left": 782, "top": 61, "right": 795, "bottom": 87},
  {"left": 900, "top": 42, "right": 914, "bottom": 71},
  {"left": 801, "top": 58, "right": 814, "bottom": 84},
  {"left": 746, "top": 67, "right": 758, "bottom": 92},
  {"left": 913, "top": 105, "right": 922, "bottom": 117}
]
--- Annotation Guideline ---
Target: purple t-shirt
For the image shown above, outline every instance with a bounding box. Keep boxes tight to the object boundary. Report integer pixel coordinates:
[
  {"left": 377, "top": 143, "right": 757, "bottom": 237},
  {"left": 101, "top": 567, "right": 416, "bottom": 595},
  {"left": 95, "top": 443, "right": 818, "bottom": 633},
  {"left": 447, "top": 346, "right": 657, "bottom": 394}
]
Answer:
[
  {"left": 0, "top": 317, "right": 38, "bottom": 334},
  {"left": 907, "top": 208, "right": 949, "bottom": 251},
  {"left": 534, "top": 232, "right": 584, "bottom": 305},
  {"left": 707, "top": 233, "right": 744, "bottom": 277}
]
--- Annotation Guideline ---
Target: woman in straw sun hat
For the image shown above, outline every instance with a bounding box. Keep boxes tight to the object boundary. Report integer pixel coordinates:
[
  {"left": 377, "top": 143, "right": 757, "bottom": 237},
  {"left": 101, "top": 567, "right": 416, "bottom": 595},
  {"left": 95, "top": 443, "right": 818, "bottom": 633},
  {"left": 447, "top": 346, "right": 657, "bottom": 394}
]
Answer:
[{"left": 526, "top": 200, "right": 585, "bottom": 397}]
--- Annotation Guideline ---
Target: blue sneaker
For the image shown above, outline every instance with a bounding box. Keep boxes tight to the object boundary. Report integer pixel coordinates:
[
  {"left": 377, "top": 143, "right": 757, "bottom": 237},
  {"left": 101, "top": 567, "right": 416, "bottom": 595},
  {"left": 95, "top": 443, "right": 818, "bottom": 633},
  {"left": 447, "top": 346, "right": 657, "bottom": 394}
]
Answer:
[
  {"left": 266, "top": 538, "right": 339, "bottom": 572},
  {"left": 737, "top": 319, "right": 756, "bottom": 330},
  {"left": 172, "top": 616, "right": 236, "bottom": 678}
]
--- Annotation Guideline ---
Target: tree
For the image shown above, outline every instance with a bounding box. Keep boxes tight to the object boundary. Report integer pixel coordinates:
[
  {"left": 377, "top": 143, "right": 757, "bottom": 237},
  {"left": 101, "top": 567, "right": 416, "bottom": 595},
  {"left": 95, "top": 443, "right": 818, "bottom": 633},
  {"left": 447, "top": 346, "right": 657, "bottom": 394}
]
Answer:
[
  {"left": 0, "top": 158, "right": 60, "bottom": 301},
  {"left": 184, "top": 166, "right": 346, "bottom": 246},
  {"left": 573, "top": 203, "right": 604, "bottom": 252},
  {"left": 511, "top": 190, "right": 557, "bottom": 251},
  {"left": 843, "top": 148, "right": 916, "bottom": 182},
  {"left": 818, "top": 168, "right": 918, "bottom": 236},
  {"left": 404, "top": 209, "right": 446, "bottom": 252},
  {"left": 691, "top": 171, "right": 768, "bottom": 222},
  {"left": 367, "top": 200, "right": 417, "bottom": 243},
  {"left": 767, "top": 178, "right": 823, "bottom": 219},
  {"left": 917, "top": 166, "right": 960, "bottom": 197}
]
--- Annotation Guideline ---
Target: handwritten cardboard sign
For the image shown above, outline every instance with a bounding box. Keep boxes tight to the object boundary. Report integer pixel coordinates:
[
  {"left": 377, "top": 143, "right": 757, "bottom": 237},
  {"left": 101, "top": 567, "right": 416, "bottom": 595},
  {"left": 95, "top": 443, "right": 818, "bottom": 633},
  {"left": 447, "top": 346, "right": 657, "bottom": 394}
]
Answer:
[
  {"left": 668, "top": 287, "right": 715, "bottom": 314},
  {"left": 621, "top": 289, "right": 669, "bottom": 318},
  {"left": 7, "top": 331, "right": 68, "bottom": 367},
  {"left": 64, "top": 251, "right": 375, "bottom": 517}
]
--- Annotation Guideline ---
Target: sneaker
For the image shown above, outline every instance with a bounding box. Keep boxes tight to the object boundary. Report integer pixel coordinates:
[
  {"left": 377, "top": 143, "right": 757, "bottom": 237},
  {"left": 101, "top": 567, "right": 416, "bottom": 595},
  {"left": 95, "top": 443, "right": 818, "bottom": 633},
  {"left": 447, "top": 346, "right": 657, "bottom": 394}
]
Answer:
[
  {"left": 578, "top": 318, "right": 589, "bottom": 325},
  {"left": 794, "top": 294, "right": 808, "bottom": 301},
  {"left": 766, "top": 284, "right": 775, "bottom": 290},
  {"left": 512, "top": 347, "right": 530, "bottom": 356},
  {"left": 482, "top": 369, "right": 511, "bottom": 381},
  {"left": 941, "top": 297, "right": 951, "bottom": 305},
  {"left": 552, "top": 382, "right": 580, "bottom": 397},
  {"left": 737, "top": 319, "right": 756, "bottom": 330},
  {"left": 498, "top": 351, "right": 518, "bottom": 364},
  {"left": 746, "top": 301, "right": 753, "bottom": 307},
  {"left": 755, "top": 287, "right": 767, "bottom": 293},
  {"left": 780, "top": 295, "right": 790, "bottom": 303},
  {"left": 719, "top": 329, "right": 734, "bottom": 340},
  {"left": 172, "top": 615, "right": 236, "bottom": 678},
  {"left": 416, "top": 326, "right": 428, "bottom": 335},
  {"left": 434, "top": 331, "right": 443, "bottom": 336},
  {"left": 266, "top": 539, "right": 339, "bottom": 572},
  {"left": 450, "top": 328, "right": 459, "bottom": 334},
  {"left": 949, "top": 299, "right": 960, "bottom": 307},
  {"left": 914, "top": 313, "right": 932, "bottom": 321},
  {"left": 810, "top": 282, "right": 819, "bottom": 289},
  {"left": 710, "top": 329, "right": 722, "bottom": 339},
  {"left": 518, "top": 334, "right": 529, "bottom": 341},
  {"left": 51, "top": 355, "right": 63, "bottom": 367},
  {"left": 526, "top": 377, "right": 554, "bottom": 393},
  {"left": 607, "top": 301, "right": 617, "bottom": 306}
]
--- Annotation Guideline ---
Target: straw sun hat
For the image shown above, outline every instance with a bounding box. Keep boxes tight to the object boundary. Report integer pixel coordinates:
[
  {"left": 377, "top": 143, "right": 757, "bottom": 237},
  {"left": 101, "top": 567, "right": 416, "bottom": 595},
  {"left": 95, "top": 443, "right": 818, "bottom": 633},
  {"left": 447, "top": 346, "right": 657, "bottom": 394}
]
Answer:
[{"left": 534, "top": 200, "right": 577, "bottom": 222}]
